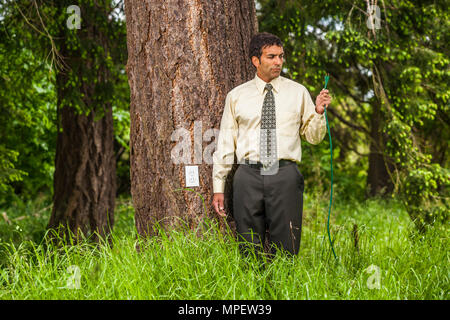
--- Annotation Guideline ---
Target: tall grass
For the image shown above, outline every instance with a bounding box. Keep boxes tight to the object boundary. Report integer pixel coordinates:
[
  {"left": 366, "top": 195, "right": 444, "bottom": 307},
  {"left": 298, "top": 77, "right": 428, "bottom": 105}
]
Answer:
[{"left": 0, "top": 194, "right": 448, "bottom": 299}]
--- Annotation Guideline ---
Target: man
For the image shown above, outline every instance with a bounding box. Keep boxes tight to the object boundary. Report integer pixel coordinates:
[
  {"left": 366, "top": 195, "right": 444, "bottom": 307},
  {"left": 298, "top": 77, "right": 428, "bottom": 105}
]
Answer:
[{"left": 212, "top": 32, "right": 332, "bottom": 256}]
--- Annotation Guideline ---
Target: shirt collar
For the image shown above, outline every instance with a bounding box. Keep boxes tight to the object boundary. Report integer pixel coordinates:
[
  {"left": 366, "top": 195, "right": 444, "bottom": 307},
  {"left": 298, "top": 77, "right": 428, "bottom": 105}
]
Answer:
[{"left": 254, "top": 73, "right": 281, "bottom": 95}]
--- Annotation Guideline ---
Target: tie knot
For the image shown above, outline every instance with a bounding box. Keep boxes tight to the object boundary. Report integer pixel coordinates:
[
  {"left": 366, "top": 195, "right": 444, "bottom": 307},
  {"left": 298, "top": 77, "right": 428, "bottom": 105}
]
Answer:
[{"left": 265, "top": 83, "right": 273, "bottom": 92}]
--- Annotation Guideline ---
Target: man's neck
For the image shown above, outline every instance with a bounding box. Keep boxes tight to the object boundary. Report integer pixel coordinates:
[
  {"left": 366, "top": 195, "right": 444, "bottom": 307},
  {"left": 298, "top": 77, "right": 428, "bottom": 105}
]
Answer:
[{"left": 256, "top": 72, "right": 278, "bottom": 83}]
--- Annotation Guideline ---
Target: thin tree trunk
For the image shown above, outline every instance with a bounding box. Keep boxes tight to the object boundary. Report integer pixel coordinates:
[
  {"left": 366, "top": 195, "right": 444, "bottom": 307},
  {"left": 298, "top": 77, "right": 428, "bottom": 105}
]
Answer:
[
  {"left": 125, "top": 0, "right": 257, "bottom": 236},
  {"left": 47, "top": 1, "right": 116, "bottom": 242},
  {"left": 48, "top": 98, "right": 116, "bottom": 241}
]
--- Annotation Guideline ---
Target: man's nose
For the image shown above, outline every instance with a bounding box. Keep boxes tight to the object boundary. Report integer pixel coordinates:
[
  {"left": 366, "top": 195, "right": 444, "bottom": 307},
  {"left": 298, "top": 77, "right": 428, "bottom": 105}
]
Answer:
[{"left": 274, "top": 56, "right": 282, "bottom": 65}]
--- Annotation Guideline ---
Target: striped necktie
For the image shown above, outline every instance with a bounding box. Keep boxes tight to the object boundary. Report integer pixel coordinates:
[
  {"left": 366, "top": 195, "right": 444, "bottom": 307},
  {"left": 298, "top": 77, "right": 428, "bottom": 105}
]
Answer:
[{"left": 260, "top": 83, "right": 277, "bottom": 171}]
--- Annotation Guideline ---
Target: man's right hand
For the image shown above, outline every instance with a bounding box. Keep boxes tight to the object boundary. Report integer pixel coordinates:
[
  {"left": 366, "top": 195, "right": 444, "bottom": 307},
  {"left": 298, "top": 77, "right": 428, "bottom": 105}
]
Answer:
[{"left": 212, "top": 193, "right": 226, "bottom": 217}]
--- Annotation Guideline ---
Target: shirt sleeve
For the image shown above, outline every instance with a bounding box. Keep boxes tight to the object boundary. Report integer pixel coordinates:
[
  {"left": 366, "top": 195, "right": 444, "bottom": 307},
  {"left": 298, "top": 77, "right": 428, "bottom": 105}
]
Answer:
[
  {"left": 300, "top": 87, "right": 327, "bottom": 145},
  {"left": 212, "top": 92, "right": 238, "bottom": 193}
]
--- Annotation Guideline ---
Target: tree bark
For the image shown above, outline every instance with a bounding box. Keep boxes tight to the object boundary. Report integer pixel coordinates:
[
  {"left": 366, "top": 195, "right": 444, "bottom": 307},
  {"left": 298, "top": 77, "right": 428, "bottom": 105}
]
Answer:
[
  {"left": 47, "top": 1, "right": 116, "bottom": 242},
  {"left": 124, "top": 0, "right": 257, "bottom": 236},
  {"left": 366, "top": 102, "right": 394, "bottom": 197},
  {"left": 48, "top": 100, "right": 116, "bottom": 241}
]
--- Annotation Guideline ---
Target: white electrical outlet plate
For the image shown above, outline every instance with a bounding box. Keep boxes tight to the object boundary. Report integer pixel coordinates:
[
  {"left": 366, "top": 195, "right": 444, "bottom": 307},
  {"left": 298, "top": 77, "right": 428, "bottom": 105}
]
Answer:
[{"left": 185, "top": 165, "right": 199, "bottom": 187}]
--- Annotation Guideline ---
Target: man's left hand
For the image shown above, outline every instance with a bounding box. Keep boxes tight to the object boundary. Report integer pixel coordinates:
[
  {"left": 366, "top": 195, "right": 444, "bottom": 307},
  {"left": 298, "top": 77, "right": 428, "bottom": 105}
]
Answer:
[{"left": 315, "top": 89, "right": 332, "bottom": 114}]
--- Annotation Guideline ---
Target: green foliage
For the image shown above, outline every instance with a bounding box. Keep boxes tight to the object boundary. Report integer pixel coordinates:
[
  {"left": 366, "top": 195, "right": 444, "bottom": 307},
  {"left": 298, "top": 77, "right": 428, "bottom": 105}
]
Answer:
[
  {"left": 400, "top": 165, "right": 450, "bottom": 231},
  {"left": 257, "top": 0, "right": 449, "bottom": 229},
  {"left": 0, "top": 147, "right": 27, "bottom": 194},
  {"left": 0, "top": 0, "right": 131, "bottom": 206},
  {"left": 0, "top": 21, "right": 57, "bottom": 205}
]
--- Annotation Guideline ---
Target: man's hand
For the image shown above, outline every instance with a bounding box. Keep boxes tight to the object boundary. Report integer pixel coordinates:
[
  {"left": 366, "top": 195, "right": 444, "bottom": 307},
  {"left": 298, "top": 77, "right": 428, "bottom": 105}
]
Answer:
[
  {"left": 212, "top": 193, "right": 226, "bottom": 217},
  {"left": 315, "top": 89, "right": 332, "bottom": 114}
]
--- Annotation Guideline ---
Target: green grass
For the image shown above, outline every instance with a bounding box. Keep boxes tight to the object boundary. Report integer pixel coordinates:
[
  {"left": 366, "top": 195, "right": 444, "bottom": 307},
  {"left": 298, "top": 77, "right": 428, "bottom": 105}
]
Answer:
[{"left": 0, "top": 193, "right": 448, "bottom": 299}]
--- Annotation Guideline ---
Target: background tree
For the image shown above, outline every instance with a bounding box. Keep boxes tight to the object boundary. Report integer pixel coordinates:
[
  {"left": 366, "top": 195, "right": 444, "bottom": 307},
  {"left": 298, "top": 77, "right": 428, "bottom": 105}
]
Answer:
[
  {"left": 1, "top": 0, "right": 130, "bottom": 241},
  {"left": 46, "top": 0, "right": 126, "bottom": 241},
  {"left": 124, "top": 0, "right": 258, "bottom": 236}
]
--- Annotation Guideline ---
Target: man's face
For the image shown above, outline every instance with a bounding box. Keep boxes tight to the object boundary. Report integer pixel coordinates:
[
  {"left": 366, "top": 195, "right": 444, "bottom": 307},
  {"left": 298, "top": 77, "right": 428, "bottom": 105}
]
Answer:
[{"left": 252, "top": 45, "right": 284, "bottom": 82}]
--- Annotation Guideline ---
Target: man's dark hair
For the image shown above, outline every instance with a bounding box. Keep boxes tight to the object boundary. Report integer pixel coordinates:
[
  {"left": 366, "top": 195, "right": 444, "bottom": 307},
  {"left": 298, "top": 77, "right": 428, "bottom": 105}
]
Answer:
[{"left": 249, "top": 32, "right": 283, "bottom": 61}]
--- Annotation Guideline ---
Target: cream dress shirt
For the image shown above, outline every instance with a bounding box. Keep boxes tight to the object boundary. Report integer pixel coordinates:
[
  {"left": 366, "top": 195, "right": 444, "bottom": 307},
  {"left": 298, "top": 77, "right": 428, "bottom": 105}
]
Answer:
[{"left": 212, "top": 73, "right": 327, "bottom": 193}]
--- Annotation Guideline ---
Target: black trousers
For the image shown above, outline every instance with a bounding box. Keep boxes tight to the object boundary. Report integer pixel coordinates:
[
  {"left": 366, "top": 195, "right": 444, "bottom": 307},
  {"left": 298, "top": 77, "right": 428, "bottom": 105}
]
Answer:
[{"left": 232, "top": 161, "right": 304, "bottom": 256}]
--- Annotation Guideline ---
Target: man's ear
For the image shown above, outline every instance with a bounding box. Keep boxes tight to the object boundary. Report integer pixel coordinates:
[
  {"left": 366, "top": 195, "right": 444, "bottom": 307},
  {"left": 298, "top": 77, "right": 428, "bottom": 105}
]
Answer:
[{"left": 251, "top": 56, "right": 260, "bottom": 68}]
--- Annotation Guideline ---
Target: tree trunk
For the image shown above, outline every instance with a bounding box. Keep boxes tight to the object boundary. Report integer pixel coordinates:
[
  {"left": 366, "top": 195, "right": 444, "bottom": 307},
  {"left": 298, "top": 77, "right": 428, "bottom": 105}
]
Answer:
[
  {"left": 47, "top": 1, "right": 116, "bottom": 242},
  {"left": 366, "top": 102, "right": 394, "bottom": 197},
  {"left": 48, "top": 101, "right": 116, "bottom": 241},
  {"left": 124, "top": 0, "right": 257, "bottom": 236}
]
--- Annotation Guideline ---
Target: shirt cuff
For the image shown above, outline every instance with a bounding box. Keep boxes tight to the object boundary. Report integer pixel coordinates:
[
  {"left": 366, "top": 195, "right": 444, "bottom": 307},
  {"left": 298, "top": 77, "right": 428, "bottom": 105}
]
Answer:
[
  {"left": 314, "top": 107, "right": 326, "bottom": 117},
  {"left": 213, "top": 179, "right": 226, "bottom": 194}
]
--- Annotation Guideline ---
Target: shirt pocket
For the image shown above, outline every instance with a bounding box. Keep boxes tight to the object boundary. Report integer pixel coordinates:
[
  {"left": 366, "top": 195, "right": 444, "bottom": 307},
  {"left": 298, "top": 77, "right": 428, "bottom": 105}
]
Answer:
[
  {"left": 277, "top": 111, "right": 300, "bottom": 136},
  {"left": 235, "top": 102, "right": 260, "bottom": 127}
]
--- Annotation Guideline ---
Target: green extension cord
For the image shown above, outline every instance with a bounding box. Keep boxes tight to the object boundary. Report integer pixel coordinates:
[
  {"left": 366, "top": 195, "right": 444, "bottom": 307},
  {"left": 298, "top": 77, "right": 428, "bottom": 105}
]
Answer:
[{"left": 323, "top": 74, "right": 338, "bottom": 260}]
